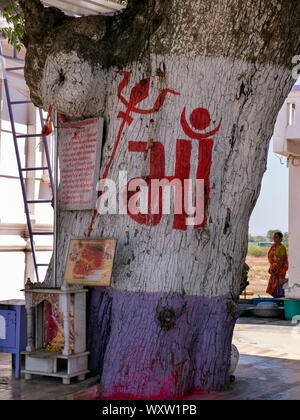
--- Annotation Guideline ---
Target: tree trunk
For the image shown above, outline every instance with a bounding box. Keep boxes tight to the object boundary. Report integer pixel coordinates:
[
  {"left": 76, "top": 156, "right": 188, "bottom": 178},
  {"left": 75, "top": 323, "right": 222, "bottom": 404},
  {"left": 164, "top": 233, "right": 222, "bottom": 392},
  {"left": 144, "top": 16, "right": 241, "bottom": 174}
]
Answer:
[{"left": 20, "top": 0, "right": 300, "bottom": 398}]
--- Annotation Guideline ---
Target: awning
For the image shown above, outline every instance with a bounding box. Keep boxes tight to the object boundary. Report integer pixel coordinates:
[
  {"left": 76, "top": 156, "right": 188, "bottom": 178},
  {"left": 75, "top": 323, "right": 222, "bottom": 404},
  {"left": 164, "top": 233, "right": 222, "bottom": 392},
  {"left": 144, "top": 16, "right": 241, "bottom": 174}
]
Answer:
[{"left": 41, "top": 0, "right": 125, "bottom": 16}]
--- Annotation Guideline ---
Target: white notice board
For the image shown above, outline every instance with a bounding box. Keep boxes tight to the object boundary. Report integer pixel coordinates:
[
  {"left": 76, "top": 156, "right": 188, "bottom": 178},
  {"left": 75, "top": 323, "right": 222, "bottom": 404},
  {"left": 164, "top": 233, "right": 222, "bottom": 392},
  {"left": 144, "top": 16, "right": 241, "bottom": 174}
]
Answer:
[{"left": 59, "top": 117, "right": 104, "bottom": 211}]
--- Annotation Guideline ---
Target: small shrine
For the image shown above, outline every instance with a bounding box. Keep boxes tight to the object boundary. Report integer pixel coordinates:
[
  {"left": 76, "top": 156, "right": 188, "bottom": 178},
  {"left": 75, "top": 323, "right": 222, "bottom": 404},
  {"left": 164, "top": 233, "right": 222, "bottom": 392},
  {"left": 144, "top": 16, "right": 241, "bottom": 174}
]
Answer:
[
  {"left": 19, "top": 115, "right": 115, "bottom": 385},
  {"left": 22, "top": 279, "right": 89, "bottom": 384}
]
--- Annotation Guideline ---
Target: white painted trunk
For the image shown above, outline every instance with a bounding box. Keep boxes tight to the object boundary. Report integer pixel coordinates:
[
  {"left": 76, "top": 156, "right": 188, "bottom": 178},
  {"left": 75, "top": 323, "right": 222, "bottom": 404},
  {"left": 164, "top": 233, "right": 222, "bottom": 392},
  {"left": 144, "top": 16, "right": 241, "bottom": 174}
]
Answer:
[
  {"left": 20, "top": 0, "right": 300, "bottom": 396},
  {"left": 41, "top": 54, "right": 291, "bottom": 298}
]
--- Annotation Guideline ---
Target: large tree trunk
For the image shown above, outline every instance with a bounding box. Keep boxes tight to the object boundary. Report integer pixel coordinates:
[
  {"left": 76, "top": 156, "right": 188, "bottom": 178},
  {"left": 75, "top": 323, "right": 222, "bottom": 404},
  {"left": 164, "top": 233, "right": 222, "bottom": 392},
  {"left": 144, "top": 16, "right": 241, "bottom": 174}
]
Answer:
[{"left": 20, "top": 0, "right": 300, "bottom": 398}]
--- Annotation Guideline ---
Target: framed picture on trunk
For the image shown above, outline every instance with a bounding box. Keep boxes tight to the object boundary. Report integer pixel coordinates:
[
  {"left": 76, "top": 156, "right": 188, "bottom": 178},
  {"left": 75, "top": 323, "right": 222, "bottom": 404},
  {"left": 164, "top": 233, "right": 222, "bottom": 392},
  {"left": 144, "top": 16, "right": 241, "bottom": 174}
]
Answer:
[{"left": 64, "top": 238, "right": 117, "bottom": 286}]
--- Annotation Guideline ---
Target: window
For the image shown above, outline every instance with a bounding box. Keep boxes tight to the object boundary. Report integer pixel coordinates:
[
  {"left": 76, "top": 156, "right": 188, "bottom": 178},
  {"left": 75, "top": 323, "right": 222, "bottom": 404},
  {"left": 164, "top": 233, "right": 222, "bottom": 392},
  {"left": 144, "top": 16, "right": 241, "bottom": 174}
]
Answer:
[{"left": 288, "top": 103, "right": 296, "bottom": 126}]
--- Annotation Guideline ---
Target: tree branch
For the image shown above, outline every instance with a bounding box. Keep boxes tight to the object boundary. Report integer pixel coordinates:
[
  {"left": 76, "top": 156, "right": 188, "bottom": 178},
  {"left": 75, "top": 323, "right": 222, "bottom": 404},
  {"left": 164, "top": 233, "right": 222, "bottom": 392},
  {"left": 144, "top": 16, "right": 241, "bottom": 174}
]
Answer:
[
  {"left": 21, "top": 0, "right": 300, "bottom": 110},
  {"left": 19, "top": 0, "right": 67, "bottom": 44}
]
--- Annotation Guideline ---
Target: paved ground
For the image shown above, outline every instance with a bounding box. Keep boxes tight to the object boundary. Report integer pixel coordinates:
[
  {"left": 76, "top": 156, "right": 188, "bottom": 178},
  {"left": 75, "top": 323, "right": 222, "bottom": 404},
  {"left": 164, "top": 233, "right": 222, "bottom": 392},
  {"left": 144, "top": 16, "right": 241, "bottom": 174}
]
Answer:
[
  {"left": 0, "top": 353, "right": 99, "bottom": 400},
  {"left": 1, "top": 316, "right": 300, "bottom": 400},
  {"left": 234, "top": 316, "right": 300, "bottom": 359},
  {"left": 187, "top": 316, "right": 300, "bottom": 400}
]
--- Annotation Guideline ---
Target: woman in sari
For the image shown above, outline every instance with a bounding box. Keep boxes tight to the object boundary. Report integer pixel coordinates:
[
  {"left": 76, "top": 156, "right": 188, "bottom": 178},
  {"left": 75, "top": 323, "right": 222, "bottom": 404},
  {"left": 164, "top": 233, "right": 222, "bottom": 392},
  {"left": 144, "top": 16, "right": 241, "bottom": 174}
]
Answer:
[{"left": 266, "top": 232, "right": 288, "bottom": 297}]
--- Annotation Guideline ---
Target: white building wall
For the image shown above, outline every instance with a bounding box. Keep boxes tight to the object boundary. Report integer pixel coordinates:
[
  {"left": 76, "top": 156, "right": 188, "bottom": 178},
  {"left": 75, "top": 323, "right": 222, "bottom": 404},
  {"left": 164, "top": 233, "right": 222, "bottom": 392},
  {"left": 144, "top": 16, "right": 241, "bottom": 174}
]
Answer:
[
  {"left": 288, "top": 163, "right": 300, "bottom": 293},
  {"left": 273, "top": 85, "right": 300, "bottom": 298},
  {"left": 273, "top": 86, "right": 300, "bottom": 156}
]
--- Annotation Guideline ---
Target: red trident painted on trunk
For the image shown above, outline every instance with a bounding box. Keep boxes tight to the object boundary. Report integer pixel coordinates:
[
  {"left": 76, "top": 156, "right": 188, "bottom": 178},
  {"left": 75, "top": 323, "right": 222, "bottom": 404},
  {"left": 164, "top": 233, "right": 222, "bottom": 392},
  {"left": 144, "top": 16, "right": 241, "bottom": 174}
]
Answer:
[
  {"left": 88, "top": 72, "right": 180, "bottom": 236},
  {"left": 102, "top": 71, "right": 180, "bottom": 181}
]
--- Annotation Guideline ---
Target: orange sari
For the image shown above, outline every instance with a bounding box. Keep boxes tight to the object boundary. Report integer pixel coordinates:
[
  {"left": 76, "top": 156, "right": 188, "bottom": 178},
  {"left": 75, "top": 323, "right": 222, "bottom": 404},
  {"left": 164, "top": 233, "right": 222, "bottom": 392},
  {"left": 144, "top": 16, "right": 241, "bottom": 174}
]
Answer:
[{"left": 266, "top": 244, "right": 288, "bottom": 297}]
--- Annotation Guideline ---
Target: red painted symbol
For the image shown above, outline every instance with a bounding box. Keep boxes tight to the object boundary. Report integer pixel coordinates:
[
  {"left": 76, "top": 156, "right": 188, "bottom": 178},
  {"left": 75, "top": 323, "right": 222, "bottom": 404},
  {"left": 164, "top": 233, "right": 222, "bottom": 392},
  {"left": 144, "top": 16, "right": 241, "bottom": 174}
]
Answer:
[
  {"left": 88, "top": 72, "right": 180, "bottom": 236},
  {"left": 126, "top": 140, "right": 192, "bottom": 229},
  {"left": 101, "top": 72, "right": 180, "bottom": 183},
  {"left": 88, "top": 72, "right": 222, "bottom": 235},
  {"left": 180, "top": 107, "right": 222, "bottom": 140},
  {"left": 126, "top": 107, "right": 222, "bottom": 230},
  {"left": 181, "top": 107, "right": 222, "bottom": 228}
]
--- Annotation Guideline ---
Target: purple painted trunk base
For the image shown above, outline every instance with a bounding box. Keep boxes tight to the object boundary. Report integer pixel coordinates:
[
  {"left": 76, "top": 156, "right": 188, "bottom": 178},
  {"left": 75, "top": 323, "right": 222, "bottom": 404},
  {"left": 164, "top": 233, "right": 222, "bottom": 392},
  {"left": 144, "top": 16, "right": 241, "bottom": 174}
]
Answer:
[{"left": 87, "top": 288, "right": 239, "bottom": 399}]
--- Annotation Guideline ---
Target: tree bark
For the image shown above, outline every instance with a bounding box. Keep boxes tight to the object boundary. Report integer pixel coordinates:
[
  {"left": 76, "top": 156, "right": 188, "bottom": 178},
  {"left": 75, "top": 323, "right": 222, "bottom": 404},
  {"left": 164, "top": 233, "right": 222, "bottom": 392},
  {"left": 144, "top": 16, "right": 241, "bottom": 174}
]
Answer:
[{"left": 20, "top": 0, "right": 300, "bottom": 398}]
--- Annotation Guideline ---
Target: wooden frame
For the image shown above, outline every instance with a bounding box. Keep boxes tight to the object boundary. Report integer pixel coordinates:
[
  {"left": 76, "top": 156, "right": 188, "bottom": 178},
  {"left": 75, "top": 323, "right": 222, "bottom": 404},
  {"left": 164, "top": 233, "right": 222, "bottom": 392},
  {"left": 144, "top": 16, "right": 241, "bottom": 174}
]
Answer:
[{"left": 64, "top": 238, "right": 117, "bottom": 286}]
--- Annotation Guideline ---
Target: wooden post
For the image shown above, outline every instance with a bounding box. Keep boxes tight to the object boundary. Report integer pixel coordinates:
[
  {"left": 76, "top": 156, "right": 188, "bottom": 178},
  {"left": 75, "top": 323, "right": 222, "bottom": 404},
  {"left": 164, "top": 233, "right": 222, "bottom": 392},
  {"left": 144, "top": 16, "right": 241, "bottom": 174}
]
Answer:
[
  {"left": 26, "top": 305, "right": 34, "bottom": 352},
  {"left": 61, "top": 291, "right": 71, "bottom": 356}
]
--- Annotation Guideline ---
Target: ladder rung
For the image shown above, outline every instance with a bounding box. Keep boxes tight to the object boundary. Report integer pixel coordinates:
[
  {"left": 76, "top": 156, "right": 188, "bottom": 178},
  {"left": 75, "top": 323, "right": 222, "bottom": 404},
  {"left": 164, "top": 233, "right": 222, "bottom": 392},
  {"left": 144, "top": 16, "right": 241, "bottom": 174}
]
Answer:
[
  {"left": 10, "top": 100, "right": 32, "bottom": 105},
  {"left": 6, "top": 67, "right": 24, "bottom": 72},
  {"left": 26, "top": 201, "right": 52, "bottom": 205},
  {"left": 16, "top": 134, "right": 40, "bottom": 139},
  {"left": 21, "top": 167, "right": 49, "bottom": 172},
  {"left": 6, "top": 67, "right": 24, "bottom": 71},
  {"left": 32, "top": 232, "right": 54, "bottom": 236},
  {"left": 3, "top": 55, "right": 24, "bottom": 62},
  {"left": 36, "top": 264, "right": 49, "bottom": 267}
]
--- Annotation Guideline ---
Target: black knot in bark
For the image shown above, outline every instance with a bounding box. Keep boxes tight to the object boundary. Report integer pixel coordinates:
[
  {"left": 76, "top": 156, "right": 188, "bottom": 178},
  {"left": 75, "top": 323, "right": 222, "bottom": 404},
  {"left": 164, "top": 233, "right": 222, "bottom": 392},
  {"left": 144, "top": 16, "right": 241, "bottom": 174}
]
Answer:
[{"left": 157, "top": 308, "right": 176, "bottom": 330}]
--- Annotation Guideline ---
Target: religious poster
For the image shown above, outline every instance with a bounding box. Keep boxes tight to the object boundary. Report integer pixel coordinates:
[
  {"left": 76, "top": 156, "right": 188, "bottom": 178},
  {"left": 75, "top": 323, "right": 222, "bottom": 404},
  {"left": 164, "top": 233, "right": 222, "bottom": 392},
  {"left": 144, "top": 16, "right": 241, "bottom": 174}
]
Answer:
[
  {"left": 43, "top": 297, "right": 74, "bottom": 352},
  {"left": 59, "top": 117, "right": 104, "bottom": 210},
  {"left": 64, "top": 238, "right": 117, "bottom": 286}
]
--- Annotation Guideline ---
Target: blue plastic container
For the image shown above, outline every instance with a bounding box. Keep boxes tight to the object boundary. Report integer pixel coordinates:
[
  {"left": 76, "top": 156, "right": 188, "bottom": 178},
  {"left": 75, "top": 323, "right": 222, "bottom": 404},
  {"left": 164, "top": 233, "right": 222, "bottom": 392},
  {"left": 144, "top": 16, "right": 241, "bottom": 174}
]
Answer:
[
  {"left": 252, "top": 298, "right": 281, "bottom": 306},
  {"left": 284, "top": 299, "right": 300, "bottom": 320}
]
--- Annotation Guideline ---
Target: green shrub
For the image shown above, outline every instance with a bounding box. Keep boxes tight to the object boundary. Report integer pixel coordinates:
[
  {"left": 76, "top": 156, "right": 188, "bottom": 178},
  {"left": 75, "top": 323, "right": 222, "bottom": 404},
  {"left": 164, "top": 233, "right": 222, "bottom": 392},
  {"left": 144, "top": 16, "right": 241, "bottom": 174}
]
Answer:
[{"left": 247, "top": 245, "right": 269, "bottom": 257}]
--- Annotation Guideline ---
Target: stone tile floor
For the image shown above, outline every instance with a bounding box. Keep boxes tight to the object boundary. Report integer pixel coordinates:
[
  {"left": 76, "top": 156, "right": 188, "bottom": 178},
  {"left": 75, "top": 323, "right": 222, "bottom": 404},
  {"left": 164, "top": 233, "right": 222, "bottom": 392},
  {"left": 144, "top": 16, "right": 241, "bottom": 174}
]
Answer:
[
  {"left": 0, "top": 353, "right": 99, "bottom": 400},
  {"left": 1, "top": 316, "right": 300, "bottom": 400}
]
